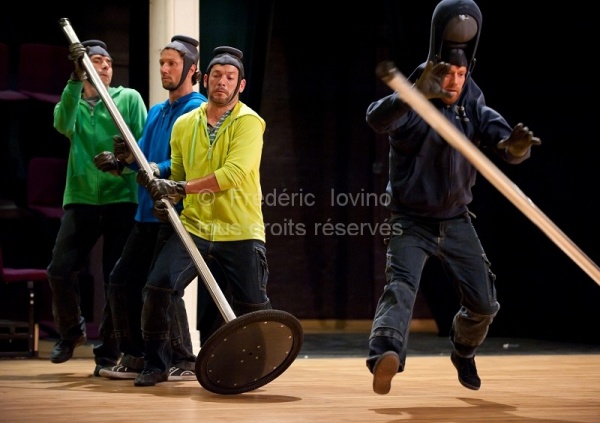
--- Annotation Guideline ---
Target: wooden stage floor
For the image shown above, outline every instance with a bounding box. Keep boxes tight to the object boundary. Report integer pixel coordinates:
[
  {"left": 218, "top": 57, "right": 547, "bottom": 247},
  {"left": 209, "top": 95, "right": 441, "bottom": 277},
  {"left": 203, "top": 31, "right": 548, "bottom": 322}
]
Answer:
[{"left": 1, "top": 331, "right": 599, "bottom": 422}]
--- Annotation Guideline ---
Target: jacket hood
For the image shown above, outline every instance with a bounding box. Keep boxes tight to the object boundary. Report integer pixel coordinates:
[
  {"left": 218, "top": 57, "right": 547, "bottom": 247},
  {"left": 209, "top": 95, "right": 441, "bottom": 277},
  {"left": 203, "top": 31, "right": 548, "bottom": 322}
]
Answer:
[{"left": 427, "top": 0, "right": 482, "bottom": 76}]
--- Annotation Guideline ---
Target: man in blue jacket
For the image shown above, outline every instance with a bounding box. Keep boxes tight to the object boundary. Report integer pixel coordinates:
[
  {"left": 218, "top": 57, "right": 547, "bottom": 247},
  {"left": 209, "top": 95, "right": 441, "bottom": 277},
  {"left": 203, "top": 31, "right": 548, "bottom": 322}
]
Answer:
[
  {"left": 365, "top": 0, "right": 541, "bottom": 395},
  {"left": 93, "top": 35, "right": 207, "bottom": 381}
]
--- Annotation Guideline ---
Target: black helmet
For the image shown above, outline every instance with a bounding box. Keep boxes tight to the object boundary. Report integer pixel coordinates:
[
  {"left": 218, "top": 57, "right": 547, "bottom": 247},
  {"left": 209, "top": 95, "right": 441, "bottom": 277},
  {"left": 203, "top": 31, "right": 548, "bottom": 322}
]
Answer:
[{"left": 427, "top": 0, "right": 482, "bottom": 74}]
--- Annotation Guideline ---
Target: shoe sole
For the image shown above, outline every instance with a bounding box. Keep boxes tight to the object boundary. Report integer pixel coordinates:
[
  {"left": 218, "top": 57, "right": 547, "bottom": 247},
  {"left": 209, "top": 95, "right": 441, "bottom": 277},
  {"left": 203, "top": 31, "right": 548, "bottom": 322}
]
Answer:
[
  {"left": 99, "top": 370, "right": 140, "bottom": 380},
  {"left": 451, "top": 353, "right": 481, "bottom": 391},
  {"left": 167, "top": 376, "right": 197, "bottom": 382},
  {"left": 457, "top": 379, "right": 480, "bottom": 390},
  {"left": 372, "top": 351, "right": 400, "bottom": 395}
]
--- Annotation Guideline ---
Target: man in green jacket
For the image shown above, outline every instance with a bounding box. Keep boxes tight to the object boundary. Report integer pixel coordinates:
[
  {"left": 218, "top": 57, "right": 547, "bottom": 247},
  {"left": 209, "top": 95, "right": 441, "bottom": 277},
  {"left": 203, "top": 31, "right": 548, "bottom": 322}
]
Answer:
[{"left": 48, "top": 39, "right": 147, "bottom": 376}]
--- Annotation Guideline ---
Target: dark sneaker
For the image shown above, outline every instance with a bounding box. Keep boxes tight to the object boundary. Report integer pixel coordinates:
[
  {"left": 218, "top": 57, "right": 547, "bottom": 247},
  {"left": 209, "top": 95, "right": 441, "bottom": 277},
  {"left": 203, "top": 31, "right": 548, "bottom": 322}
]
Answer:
[
  {"left": 451, "top": 351, "right": 481, "bottom": 390},
  {"left": 50, "top": 335, "right": 87, "bottom": 364},
  {"left": 372, "top": 351, "right": 400, "bottom": 395},
  {"left": 99, "top": 365, "right": 141, "bottom": 380},
  {"left": 167, "top": 366, "right": 196, "bottom": 381},
  {"left": 94, "top": 364, "right": 104, "bottom": 377},
  {"left": 134, "top": 370, "right": 168, "bottom": 387}
]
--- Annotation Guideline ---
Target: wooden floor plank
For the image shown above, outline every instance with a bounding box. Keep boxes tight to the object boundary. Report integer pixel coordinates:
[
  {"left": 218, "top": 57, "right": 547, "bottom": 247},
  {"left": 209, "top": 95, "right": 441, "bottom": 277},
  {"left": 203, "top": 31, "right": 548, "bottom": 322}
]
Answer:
[{"left": 1, "top": 355, "right": 599, "bottom": 422}]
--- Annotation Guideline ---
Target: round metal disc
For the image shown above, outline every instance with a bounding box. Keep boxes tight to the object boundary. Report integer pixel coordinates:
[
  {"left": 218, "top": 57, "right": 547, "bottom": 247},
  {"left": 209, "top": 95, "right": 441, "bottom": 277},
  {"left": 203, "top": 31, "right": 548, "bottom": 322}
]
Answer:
[{"left": 195, "top": 309, "right": 304, "bottom": 395}]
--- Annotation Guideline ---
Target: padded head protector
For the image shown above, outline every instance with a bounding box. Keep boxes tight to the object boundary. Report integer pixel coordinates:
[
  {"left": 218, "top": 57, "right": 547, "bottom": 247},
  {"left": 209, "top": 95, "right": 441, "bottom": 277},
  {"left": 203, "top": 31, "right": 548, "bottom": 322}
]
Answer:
[
  {"left": 206, "top": 46, "right": 244, "bottom": 78},
  {"left": 82, "top": 40, "right": 111, "bottom": 60},
  {"left": 164, "top": 35, "right": 200, "bottom": 90}
]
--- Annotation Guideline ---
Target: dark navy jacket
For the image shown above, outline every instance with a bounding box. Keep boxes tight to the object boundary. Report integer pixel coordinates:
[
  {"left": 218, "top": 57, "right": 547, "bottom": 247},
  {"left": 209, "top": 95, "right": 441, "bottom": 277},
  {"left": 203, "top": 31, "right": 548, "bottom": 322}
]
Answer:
[{"left": 366, "top": 0, "right": 531, "bottom": 219}]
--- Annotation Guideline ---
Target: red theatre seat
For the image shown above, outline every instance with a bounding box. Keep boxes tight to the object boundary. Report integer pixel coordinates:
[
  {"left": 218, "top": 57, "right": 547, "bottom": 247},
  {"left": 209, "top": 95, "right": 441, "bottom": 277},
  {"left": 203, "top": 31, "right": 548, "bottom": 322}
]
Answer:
[{"left": 0, "top": 244, "right": 48, "bottom": 358}]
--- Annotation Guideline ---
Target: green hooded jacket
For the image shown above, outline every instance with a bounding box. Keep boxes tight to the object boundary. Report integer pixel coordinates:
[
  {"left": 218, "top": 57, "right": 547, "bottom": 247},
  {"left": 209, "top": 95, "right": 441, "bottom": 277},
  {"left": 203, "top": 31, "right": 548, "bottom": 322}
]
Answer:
[{"left": 53, "top": 79, "right": 147, "bottom": 206}]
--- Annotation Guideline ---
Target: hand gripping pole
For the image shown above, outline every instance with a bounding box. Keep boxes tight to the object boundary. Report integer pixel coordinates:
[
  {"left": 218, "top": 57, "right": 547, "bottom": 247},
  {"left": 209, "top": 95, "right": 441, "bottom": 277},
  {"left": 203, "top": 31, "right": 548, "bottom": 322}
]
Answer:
[{"left": 375, "top": 61, "right": 600, "bottom": 286}]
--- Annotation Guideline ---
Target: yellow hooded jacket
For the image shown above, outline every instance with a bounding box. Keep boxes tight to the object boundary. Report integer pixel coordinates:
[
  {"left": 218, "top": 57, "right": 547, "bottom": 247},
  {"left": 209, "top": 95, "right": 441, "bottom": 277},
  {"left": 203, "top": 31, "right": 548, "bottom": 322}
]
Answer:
[{"left": 170, "top": 101, "right": 266, "bottom": 242}]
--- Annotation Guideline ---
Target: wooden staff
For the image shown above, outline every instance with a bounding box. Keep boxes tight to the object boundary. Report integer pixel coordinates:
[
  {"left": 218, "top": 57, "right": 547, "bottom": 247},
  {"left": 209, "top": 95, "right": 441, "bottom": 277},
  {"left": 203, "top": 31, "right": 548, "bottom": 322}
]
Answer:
[{"left": 376, "top": 61, "right": 600, "bottom": 286}]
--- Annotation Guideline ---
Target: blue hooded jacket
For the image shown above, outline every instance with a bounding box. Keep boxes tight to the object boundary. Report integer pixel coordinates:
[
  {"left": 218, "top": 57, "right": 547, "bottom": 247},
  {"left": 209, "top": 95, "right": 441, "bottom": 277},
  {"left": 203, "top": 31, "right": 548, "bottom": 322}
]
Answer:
[{"left": 128, "top": 91, "right": 206, "bottom": 222}]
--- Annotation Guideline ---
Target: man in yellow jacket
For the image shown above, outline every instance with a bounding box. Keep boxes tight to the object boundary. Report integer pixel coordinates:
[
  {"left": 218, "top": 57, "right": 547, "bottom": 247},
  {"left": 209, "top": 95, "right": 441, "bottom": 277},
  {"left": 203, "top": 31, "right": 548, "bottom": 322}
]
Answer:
[{"left": 134, "top": 46, "right": 271, "bottom": 386}]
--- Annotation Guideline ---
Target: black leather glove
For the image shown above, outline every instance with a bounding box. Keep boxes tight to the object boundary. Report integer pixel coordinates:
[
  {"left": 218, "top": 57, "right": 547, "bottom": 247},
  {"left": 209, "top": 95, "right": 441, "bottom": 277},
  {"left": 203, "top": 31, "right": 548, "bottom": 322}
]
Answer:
[
  {"left": 152, "top": 199, "right": 170, "bottom": 222},
  {"left": 497, "top": 123, "right": 542, "bottom": 157},
  {"left": 136, "top": 166, "right": 163, "bottom": 192},
  {"left": 144, "top": 177, "right": 187, "bottom": 203},
  {"left": 136, "top": 168, "right": 152, "bottom": 188},
  {"left": 113, "top": 135, "right": 135, "bottom": 164},
  {"left": 68, "top": 42, "right": 87, "bottom": 81},
  {"left": 94, "top": 151, "right": 124, "bottom": 176},
  {"left": 414, "top": 61, "right": 452, "bottom": 100}
]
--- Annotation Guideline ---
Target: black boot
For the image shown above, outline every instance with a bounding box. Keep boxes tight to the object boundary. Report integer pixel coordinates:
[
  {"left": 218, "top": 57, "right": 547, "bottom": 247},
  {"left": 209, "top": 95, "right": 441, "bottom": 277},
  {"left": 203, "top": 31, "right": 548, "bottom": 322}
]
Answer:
[
  {"left": 451, "top": 351, "right": 481, "bottom": 390},
  {"left": 50, "top": 334, "right": 87, "bottom": 363}
]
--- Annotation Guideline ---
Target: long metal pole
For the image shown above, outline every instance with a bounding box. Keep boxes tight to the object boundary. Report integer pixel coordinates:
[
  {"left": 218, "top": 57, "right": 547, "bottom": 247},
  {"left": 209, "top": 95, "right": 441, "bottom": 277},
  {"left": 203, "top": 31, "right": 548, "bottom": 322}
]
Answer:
[
  {"left": 376, "top": 61, "right": 600, "bottom": 286},
  {"left": 58, "top": 18, "right": 236, "bottom": 321}
]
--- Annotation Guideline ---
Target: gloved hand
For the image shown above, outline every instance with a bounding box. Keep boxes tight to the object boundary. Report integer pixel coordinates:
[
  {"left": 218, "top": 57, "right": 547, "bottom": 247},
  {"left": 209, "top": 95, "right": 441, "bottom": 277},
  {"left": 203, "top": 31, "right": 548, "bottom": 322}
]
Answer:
[
  {"left": 68, "top": 42, "right": 87, "bottom": 81},
  {"left": 414, "top": 61, "right": 452, "bottom": 100},
  {"left": 136, "top": 168, "right": 152, "bottom": 188},
  {"left": 94, "top": 151, "right": 124, "bottom": 176},
  {"left": 136, "top": 166, "right": 166, "bottom": 191},
  {"left": 136, "top": 167, "right": 161, "bottom": 189},
  {"left": 497, "top": 123, "right": 542, "bottom": 157},
  {"left": 152, "top": 199, "right": 171, "bottom": 222},
  {"left": 142, "top": 176, "right": 187, "bottom": 203},
  {"left": 113, "top": 135, "right": 135, "bottom": 164}
]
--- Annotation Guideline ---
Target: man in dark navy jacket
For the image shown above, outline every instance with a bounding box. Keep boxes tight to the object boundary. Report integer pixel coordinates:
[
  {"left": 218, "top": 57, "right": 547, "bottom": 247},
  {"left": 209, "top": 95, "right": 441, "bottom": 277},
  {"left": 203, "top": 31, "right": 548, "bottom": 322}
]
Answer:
[{"left": 365, "top": 0, "right": 541, "bottom": 395}]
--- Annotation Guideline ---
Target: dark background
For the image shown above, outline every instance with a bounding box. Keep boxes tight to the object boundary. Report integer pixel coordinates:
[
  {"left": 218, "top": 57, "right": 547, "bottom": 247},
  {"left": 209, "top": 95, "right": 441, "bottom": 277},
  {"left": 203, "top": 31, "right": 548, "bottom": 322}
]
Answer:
[{"left": 1, "top": 1, "right": 599, "bottom": 344}]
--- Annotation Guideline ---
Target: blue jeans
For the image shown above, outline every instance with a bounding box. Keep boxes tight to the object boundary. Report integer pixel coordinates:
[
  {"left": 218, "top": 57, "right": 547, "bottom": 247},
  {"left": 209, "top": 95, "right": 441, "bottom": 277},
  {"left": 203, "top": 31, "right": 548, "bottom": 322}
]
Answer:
[
  {"left": 140, "top": 232, "right": 271, "bottom": 373},
  {"left": 107, "top": 221, "right": 195, "bottom": 370},
  {"left": 47, "top": 203, "right": 136, "bottom": 366},
  {"left": 366, "top": 212, "right": 500, "bottom": 373}
]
